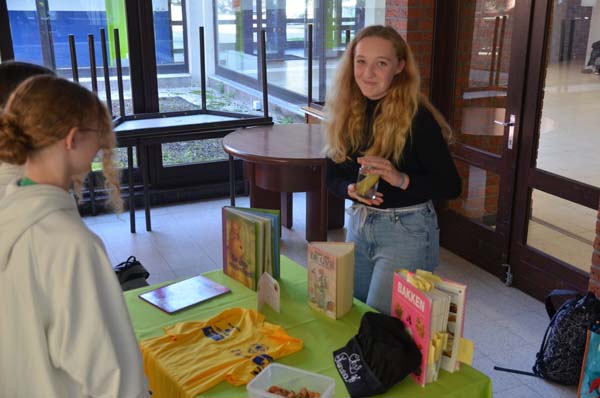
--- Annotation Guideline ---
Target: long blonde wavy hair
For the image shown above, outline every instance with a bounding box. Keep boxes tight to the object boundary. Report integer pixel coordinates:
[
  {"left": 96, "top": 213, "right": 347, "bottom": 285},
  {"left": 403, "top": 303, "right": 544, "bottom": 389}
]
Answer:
[
  {"left": 0, "top": 75, "right": 122, "bottom": 212},
  {"left": 324, "top": 25, "right": 451, "bottom": 164}
]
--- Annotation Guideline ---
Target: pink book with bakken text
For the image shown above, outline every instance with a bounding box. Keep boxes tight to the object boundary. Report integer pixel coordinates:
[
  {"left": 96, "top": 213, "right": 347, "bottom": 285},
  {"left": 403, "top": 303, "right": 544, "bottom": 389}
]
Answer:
[{"left": 391, "top": 272, "right": 431, "bottom": 386}]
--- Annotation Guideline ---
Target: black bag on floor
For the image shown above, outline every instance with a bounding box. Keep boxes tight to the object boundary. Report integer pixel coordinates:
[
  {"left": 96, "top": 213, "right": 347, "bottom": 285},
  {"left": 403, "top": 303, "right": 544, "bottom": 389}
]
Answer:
[
  {"left": 113, "top": 256, "right": 150, "bottom": 291},
  {"left": 495, "top": 289, "right": 600, "bottom": 385},
  {"left": 532, "top": 290, "right": 600, "bottom": 385}
]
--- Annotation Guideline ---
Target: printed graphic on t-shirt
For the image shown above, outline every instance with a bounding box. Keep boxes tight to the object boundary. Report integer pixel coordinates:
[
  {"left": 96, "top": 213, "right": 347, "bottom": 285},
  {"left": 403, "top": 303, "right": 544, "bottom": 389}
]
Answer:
[
  {"left": 140, "top": 308, "right": 303, "bottom": 398},
  {"left": 202, "top": 322, "right": 241, "bottom": 341}
]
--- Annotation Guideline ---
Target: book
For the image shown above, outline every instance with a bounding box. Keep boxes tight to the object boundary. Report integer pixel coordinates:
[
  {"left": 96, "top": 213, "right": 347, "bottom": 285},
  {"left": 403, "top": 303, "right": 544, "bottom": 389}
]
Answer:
[
  {"left": 138, "top": 275, "right": 230, "bottom": 314},
  {"left": 237, "top": 207, "right": 280, "bottom": 279},
  {"left": 307, "top": 242, "right": 354, "bottom": 319},
  {"left": 222, "top": 206, "right": 280, "bottom": 290},
  {"left": 577, "top": 328, "right": 600, "bottom": 398},
  {"left": 433, "top": 277, "right": 467, "bottom": 373},
  {"left": 391, "top": 271, "right": 454, "bottom": 386}
]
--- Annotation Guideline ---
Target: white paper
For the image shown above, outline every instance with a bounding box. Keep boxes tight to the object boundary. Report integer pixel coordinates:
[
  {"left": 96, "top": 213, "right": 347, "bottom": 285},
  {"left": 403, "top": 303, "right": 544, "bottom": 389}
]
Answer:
[{"left": 257, "top": 272, "right": 280, "bottom": 313}]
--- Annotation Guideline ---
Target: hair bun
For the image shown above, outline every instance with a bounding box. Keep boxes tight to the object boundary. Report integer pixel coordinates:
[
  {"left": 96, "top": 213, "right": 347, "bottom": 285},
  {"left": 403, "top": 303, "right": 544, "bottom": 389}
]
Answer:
[
  {"left": 1, "top": 112, "right": 31, "bottom": 148},
  {"left": 0, "top": 112, "right": 32, "bottom": 164}
]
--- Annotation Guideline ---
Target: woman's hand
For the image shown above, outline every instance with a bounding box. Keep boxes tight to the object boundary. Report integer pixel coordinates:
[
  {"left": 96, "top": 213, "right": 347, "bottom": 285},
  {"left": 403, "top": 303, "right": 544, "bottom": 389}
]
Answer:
[
  {"left": 358, "top": 156, "right": 409, "bottom": 189},
  {"left": 347, "top": 183, "right": 384, "bottom": 206}
]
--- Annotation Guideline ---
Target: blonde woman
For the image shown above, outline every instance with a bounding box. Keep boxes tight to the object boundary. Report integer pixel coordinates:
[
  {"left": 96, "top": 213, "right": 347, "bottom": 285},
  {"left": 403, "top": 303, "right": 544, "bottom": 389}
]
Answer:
[
  {"left": 325, "top": 25, "right": 461, "bottom": 315},
  {"left": 0, "top": 76, "right": 148, "bottom": 397}
]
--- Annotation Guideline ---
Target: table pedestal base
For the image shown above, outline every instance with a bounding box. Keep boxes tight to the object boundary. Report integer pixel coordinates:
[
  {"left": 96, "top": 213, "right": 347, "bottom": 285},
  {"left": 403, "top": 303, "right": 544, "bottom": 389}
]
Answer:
[{"left": 245, "top": 162, "right": 345, "bottom": 242}]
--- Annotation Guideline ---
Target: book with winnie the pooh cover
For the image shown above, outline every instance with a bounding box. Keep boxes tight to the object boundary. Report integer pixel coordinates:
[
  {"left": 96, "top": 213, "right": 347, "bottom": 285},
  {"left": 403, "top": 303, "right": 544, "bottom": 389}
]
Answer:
[{"left": 221, "top": 207, "right": 280, "bottom": 290}]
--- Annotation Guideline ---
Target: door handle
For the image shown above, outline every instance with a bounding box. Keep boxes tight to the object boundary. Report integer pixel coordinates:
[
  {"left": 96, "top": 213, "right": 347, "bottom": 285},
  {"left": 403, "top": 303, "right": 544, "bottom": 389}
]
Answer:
[
  {"left": 493, "top": 114, "right": 516, "bottom": 150},
  {"left": 493, "top": 119, "right": 515, "bottom": 127}
]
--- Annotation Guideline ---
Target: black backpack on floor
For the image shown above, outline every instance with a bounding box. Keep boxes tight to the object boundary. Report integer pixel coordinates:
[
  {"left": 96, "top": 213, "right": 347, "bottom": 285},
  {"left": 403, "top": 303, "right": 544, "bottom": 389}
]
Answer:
[
  {"left": 495, "top": 289, "right": 600, "bottom": 385},
  {"left": 113, "top": 256, "right": 150, "bottom": 291}
]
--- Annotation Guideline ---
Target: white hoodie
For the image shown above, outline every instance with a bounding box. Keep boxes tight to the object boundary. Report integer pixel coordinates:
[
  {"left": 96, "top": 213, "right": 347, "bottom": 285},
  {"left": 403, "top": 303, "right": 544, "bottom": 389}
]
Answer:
[
  {"left": 0, "top": 162, "right": 23, "bottom": 198},
  {"left": 0, "top": 182, "right": 149, "bottom": 398}
]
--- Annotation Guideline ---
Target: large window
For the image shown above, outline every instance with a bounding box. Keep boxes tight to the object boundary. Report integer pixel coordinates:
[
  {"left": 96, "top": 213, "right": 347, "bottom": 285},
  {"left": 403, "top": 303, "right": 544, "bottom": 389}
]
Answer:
[
  {"left": 6, "top": 1, "right": 386, "bottom": 111},
  {"left": 7, "top": 0, "right": 189, "bottom": 89},
  {"left": 8, "top": 0, "right": 124, "bottom": 70},
  {"left": 213, "top": 0, "right": 384, "bottom": 104},
  {"left": 7, "top": 0, "right": 134, "bottom": 170},
  {"left": 2, "top": 0, "right": 387, "bottom": 209},
  {"left": 7, "top": 0, "right": 131, "bottom": 113}
]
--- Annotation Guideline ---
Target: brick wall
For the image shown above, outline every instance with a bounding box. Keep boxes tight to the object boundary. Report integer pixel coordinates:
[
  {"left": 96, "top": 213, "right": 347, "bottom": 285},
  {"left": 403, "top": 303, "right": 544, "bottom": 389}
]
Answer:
[
  {"left": 385, "top": 0, "right": 435, "bottom": 93},
  {"left": 590, "top": 204, "right": 600, "bottom": 297}
]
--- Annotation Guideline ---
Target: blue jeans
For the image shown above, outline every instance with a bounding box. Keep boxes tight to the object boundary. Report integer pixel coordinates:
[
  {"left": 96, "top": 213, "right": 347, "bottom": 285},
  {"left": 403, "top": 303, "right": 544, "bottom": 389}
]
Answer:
[{"left": 346, "top": 201, "right": 439, "bottom": 315}]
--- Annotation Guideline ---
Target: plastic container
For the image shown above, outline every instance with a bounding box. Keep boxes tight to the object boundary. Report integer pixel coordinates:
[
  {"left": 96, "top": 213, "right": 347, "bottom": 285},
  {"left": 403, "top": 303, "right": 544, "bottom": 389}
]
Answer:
[
  {"left": 356, "top": 167, "right": 379, "bottom": 200},
  {"left": 247, "top": 363, "right": 335, "bottom": 398}
]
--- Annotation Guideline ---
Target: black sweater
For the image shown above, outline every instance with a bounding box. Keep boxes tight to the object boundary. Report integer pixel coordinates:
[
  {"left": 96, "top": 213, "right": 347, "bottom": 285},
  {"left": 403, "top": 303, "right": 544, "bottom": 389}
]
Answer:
[{"left": 327, "top": 101, "right": 462, "bottom": 208}]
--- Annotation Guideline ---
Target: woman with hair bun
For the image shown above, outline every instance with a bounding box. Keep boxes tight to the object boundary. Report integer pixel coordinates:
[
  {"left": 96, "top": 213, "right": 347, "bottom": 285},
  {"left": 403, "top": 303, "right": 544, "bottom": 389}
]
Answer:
[
  {"left": 325, "top": 25, "right": 461, "bottom": 315},
  {"left": 0, "top": 75, "right": 148, "bottom": 398},
  {"left": 0, "top": 61, "right": 55, "bottom": 197}
]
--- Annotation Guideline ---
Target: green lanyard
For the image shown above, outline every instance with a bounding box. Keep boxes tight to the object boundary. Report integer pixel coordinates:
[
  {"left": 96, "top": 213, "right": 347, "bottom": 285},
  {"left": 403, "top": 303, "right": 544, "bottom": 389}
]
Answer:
[{"left": 18, "top": 177, "right": 38, "bottom": 186}]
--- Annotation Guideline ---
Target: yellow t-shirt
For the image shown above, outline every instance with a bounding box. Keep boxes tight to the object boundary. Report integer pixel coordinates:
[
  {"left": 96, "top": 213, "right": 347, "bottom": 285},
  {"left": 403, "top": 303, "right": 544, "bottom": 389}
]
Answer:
[{"left": 140, "top": 308, "right": 303, "bottom": 398}]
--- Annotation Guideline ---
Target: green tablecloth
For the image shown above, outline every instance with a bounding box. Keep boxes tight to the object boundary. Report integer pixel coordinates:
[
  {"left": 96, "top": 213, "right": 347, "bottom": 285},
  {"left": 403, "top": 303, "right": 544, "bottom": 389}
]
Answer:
[{"left": 125, "top": 256, "right": 492, "bottom": 398}]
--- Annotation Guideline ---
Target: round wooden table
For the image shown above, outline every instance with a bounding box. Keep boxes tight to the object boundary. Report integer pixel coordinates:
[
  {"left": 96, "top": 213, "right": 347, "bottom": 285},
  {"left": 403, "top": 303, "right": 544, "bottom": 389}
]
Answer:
[{"left": 223, "top": 124, "right": 345, "bottom": 242}]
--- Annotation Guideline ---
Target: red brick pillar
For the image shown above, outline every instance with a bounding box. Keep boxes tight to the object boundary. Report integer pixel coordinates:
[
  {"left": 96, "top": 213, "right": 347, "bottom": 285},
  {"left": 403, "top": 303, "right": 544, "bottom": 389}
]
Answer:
[
  {"left": 590, "top": 203, "right": 600, "bottom": 297},
  {"left": 385, "top": 0, "right": 435, "bottom": 93}
]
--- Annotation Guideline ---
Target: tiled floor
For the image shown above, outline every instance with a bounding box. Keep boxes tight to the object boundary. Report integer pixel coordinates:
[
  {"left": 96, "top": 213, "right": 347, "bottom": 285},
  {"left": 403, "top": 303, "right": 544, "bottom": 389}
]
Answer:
[{"left": 84, "top": 193, "right": 577, "bottom": 397}]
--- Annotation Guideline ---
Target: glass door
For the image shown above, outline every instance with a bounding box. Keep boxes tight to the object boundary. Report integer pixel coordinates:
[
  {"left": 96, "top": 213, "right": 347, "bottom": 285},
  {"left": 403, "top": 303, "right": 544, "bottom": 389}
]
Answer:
[
  {"left": 507, "top": 0, "right": 600, "bottom": 299},
  {"left": 438, "top": 0, "right": 533, "bottom": 279}
]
